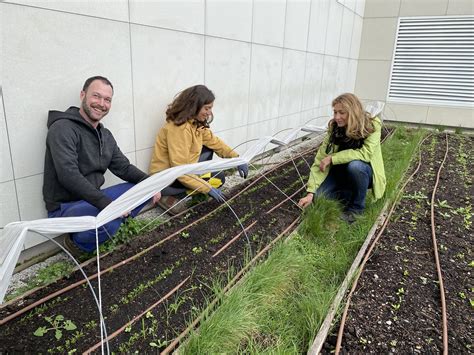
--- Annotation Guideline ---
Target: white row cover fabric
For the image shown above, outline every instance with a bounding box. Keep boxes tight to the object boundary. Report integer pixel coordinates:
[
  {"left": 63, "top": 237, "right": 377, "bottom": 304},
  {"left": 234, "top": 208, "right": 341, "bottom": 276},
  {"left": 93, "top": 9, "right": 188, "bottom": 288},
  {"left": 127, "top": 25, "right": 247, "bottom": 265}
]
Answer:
[{"left": 0, "top": 103, "right": 382, "bottom": 304}]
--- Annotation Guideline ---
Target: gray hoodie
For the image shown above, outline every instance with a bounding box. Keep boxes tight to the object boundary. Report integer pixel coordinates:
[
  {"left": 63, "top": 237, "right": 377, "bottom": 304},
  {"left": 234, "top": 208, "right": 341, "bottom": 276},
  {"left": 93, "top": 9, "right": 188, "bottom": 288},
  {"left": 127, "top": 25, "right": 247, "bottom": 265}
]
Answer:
[{"left": 43, "top": 107, "right": 147, "bottom": 212}]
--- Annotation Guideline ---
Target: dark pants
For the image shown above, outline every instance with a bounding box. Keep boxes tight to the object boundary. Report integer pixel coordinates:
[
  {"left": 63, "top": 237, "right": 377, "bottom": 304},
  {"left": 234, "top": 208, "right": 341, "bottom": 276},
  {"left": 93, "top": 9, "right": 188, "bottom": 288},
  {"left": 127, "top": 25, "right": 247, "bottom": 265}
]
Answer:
[
  {"left": 316, "top": 160, "right": 373, "bottom": 214},
  {"left": 161, "top": 146, "right": 226, "bottom": 197},
  {"left": 48, "top": 182, "right": 148, "bottom": 252}
]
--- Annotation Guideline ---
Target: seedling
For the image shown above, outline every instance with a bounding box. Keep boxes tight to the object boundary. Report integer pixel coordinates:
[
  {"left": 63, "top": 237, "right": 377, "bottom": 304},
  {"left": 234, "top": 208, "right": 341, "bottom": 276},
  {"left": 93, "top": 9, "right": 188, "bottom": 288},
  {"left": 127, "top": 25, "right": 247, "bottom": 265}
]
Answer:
[
  {"left": 403, "top": 191, "right": 427, "bottom": 201},
  {"left": 145, "top": 311, "right": 154, "bottom": 319},
  {"left": 150, "top": 338, "right": 169, "bottom": 348},
  {"left": 181, "top": 231, "right": 190, "bottom": 239},
  {"left": 437, "top": 200, "right": 451, "bottom": 209},
  {"left": 192, "top": 246, "right": 203, "bottom": 254},
  {"left": 34, "top": 315, "right": 77, "bottom": 340}
]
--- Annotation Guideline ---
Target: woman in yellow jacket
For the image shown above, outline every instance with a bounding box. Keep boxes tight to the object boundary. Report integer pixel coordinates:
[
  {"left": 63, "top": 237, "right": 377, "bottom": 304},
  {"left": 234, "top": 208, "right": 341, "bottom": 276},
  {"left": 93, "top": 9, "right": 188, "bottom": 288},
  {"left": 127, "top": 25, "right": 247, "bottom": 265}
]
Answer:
[
  {"left": 298, "top": 93, "right": 386, "bottom": 223},
  {"left": 149, "top": 85, "right": 248, "bottom": 214}
]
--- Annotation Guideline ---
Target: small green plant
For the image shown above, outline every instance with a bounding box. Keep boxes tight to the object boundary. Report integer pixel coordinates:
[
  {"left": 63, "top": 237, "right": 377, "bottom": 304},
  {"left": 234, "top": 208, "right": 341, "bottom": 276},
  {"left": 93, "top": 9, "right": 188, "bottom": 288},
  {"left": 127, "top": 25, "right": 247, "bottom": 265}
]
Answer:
[
  {"left": 150, "top": 338, "right": 169, "bottom": 348},
  {"left": 192, "top": 246, "right": 203, "bottom": 254},
  {"left": 437, "top": 200, "right": 451, "bottom": 209},
  {"left": 391, "top": 288, "right": 405, "bottom": 311},
  {"left": 181, "top": 231, "right": 190, "bottom": 239},
  {"left": 145, "top": 311, "right": 154, "bottom": 319},
  {"left": 34, "top": 315, "right": 77, "bottom": 340},
  {"left": 403, "top": 191, "right": 427, "bottom": 201},
  {"left": 394, "top": 245, "right": 407, "bottom": 252}
]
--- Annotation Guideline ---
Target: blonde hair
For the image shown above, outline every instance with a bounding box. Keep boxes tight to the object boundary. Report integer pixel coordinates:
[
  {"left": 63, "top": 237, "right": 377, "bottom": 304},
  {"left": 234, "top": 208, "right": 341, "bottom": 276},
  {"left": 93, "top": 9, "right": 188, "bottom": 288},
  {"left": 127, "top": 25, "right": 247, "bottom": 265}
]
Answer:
[{"left": 330, "top": 93, "right": 374, "bottom": 140}]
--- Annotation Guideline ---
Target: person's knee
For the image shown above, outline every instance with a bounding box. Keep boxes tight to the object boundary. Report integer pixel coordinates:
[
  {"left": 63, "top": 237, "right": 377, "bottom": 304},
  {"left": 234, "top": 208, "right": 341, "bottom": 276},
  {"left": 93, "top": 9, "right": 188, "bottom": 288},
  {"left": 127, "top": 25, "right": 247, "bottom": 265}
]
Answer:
[{"left": 347, "top": 160, "right": 367, "bottom": 175}]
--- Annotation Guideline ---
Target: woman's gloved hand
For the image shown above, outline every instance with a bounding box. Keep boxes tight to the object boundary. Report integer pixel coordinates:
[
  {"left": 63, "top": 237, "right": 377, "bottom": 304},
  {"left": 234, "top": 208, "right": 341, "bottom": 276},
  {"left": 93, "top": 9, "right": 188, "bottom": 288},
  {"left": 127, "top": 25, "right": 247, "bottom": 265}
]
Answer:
[
  {"left": 237, "top": 163, "right": 248, "bottom": 178},
  {"left": 208, "top": 187, "right": 226, "bottom": 203}
]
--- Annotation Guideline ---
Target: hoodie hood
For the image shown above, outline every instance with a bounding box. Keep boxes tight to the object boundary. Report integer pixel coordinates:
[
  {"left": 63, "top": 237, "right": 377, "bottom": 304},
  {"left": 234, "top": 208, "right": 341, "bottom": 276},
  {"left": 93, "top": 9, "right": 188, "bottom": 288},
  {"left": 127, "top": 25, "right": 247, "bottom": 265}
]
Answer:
[{"left": 47, "top": 106, "right": 101, "bottom": 130}]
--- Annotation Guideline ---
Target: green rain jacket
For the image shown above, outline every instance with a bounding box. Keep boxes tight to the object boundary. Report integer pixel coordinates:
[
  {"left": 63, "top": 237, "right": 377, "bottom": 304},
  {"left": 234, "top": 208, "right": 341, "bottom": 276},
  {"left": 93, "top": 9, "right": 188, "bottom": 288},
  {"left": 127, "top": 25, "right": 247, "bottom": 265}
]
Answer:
[{"left": 306, "top": 116, "right": 386, "bottom": 200}]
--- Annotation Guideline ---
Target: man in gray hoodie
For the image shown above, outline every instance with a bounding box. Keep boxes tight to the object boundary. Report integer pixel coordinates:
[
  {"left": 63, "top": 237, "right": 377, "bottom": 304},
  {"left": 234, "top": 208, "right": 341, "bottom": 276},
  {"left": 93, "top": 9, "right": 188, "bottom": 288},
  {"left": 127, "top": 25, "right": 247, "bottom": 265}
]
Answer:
[{"left": 43, "top": 76, "right": 161, "bottom": 254}]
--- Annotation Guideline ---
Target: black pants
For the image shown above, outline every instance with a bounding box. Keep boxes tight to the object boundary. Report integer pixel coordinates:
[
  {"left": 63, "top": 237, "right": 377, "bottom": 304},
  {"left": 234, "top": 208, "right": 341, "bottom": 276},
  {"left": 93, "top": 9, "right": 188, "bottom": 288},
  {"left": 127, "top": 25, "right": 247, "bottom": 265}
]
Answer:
[{"left": 161, "top": 146, "right": 226, "bottom": 197}]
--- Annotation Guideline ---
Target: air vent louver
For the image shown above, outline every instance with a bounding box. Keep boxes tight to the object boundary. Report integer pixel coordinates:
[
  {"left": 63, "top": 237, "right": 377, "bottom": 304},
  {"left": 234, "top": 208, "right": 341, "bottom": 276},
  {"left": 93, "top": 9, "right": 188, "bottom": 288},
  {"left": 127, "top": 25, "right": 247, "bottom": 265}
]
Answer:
[{"left": 388, "top": 16, "right": 474, "bottom": 107}]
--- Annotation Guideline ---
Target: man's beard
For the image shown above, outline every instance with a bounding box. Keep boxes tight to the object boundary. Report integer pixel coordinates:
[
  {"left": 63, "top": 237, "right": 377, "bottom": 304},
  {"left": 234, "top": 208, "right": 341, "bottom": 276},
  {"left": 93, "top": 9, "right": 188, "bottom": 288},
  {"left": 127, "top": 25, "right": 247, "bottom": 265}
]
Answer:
[{"left": 82, "top": 100, "right": 108, "bottom": 122}]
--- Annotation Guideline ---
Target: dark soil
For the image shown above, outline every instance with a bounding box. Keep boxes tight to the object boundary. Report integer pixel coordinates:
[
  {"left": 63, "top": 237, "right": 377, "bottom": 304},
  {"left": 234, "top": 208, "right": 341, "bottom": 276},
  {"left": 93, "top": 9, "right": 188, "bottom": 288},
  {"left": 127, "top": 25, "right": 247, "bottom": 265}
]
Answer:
[
  {"left": 323, "top": 133, "right": 474, "bottom": 353},
  {"left": 0, "top": 149, "right": 316, "bottom": 353}
]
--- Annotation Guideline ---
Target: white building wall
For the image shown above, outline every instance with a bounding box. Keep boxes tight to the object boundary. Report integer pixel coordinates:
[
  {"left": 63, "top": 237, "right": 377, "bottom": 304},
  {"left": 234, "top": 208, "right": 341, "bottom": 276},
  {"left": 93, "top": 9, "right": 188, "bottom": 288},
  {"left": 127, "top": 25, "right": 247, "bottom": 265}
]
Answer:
[
  {"left": 356, "top": 0, "right": 474, "bottom": 127},
  {"left": 0, "top": 0, "right": 365, "bottom": 252}
]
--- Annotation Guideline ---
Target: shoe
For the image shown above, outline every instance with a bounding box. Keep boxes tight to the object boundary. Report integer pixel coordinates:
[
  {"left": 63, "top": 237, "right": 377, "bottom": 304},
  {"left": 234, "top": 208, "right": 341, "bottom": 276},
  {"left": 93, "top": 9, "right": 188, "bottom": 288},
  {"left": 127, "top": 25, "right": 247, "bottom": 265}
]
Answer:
[
  {"left": 156, "top": 195, "right": 188, "bottom": 216},
  {"left": 63, "top": 235, "right": 86, "bottom": 258},
  {"left": 341, "top": 211, "right": 357, "bottom": 224}
]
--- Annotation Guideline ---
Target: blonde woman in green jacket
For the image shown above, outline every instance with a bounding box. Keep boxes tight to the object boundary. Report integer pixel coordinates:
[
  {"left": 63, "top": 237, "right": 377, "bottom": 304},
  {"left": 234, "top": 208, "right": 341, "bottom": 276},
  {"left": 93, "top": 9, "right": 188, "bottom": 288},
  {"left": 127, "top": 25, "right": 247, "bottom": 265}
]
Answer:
[{"left": 298, "top": 93, "right": 386, "bottom": 222}]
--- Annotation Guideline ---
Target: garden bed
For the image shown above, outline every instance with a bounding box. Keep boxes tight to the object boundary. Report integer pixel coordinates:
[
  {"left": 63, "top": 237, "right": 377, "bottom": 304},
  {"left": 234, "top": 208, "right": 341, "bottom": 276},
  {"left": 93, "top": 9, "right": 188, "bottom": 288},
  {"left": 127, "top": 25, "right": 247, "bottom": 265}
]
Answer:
[
  {"left": 0, "top": 147, "right": 317, "bottom": 353},
  {"left": 322, "top": 133, "right": 473, "bottom": 353}
]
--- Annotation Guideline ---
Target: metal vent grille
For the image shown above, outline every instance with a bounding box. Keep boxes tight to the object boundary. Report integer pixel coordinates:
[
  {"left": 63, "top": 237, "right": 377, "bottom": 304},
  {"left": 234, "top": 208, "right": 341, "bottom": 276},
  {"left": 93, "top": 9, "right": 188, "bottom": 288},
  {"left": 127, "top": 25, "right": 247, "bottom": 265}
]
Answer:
[{"left": 388, "top": 16, "right": 474, "bottom": 107}]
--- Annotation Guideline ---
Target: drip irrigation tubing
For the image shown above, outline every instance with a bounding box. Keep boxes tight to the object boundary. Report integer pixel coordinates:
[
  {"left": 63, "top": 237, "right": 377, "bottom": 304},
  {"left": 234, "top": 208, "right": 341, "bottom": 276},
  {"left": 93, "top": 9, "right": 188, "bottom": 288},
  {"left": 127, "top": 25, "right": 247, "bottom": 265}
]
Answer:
[
  {"left": 161, "top": 216, "right": 301, "bottom": 355},
  {"left": 0, "top": 146, "right": 317, "bottom": 326},
  {"left": 212, "top": 221, "right": 258, "bottom": 258},
  {"left": 430, "top": 133, "right": 449, "bottom": 355},
  {"left": 334, "top": 133, "right": 450, "bottom": 354},
  {"left": 212, "top": 185, "right": 304, "bottom": 258}
]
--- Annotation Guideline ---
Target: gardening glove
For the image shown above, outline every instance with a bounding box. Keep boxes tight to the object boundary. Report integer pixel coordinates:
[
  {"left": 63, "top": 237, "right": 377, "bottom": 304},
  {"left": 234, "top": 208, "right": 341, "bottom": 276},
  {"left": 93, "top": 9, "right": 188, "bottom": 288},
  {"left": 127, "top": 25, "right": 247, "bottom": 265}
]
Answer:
[
  {"left": 237, "top": 163, "right": 248, "bottom": 179},
  {"left": 208, "top": 187, "right": 226, "bottom": 203}
]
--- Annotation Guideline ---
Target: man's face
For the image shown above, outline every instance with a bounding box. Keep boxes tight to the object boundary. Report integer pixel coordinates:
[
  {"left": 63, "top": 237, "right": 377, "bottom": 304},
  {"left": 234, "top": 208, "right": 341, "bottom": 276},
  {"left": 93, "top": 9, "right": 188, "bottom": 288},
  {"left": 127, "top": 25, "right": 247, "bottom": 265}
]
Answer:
[{"left": 79, "top": 80, "right": 113, "bottom": 124}]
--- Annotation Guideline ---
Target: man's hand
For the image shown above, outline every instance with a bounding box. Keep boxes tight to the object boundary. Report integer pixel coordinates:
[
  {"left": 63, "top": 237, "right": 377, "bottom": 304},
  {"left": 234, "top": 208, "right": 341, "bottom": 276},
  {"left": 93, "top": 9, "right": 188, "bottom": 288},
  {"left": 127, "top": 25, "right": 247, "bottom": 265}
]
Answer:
[
  {"left": 237, "top": 163, "right": 249, "bottom": 178},
  {"left": 208, "top": 188, "right": 225, "bottom": 203},
  {"left": 152, "top": 191, "right": 162, "bottom": 205},
  {"left": 298, "top": 193, "right": 314, "bottom": 209},
  {"left": 319, "top": 156, "right": 332, "bottom": 172}
]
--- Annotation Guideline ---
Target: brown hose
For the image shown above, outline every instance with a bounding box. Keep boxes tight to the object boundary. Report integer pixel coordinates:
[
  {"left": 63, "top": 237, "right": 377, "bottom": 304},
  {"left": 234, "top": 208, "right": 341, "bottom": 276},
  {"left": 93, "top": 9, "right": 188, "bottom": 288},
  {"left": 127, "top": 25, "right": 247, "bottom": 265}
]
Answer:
[
  {"left": 430, "top": 133, "right": 449, "bottom": 355},
  {"left": 212, "top": 221, "right": 258, "bottom": 258}
]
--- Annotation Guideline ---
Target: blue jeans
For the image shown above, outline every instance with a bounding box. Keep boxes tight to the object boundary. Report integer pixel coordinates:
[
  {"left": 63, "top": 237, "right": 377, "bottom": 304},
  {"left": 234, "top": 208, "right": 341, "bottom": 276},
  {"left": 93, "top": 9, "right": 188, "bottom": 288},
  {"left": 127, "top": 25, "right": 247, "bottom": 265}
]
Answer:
[
  {"left": 315, "top": 160, "right": 373, "bottom": 214},
  {"left": 48, "top": 182, "right": 148, "bottom": 252}
]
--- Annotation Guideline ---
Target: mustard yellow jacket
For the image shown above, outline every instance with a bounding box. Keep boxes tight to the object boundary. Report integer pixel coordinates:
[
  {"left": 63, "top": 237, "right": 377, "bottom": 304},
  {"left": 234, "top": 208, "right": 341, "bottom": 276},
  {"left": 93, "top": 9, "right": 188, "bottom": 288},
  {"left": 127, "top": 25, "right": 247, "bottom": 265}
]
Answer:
[
  {"left": 149, "top": 120, "right": 238, "bottom": 193},
  {"left": 306, "top": 116, "right": 386, "bottom": 200}
]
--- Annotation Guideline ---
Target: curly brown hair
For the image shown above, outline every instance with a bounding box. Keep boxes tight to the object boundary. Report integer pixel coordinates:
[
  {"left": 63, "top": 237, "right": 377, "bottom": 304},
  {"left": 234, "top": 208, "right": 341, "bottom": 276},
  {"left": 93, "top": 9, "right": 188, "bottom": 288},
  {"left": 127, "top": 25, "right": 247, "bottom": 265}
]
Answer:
[
  {"left": 330, "top": 93, "right": 374, "bottom": 140},
  {"left": 166, "top": 85, "right": 215, "bottom": 126}
]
